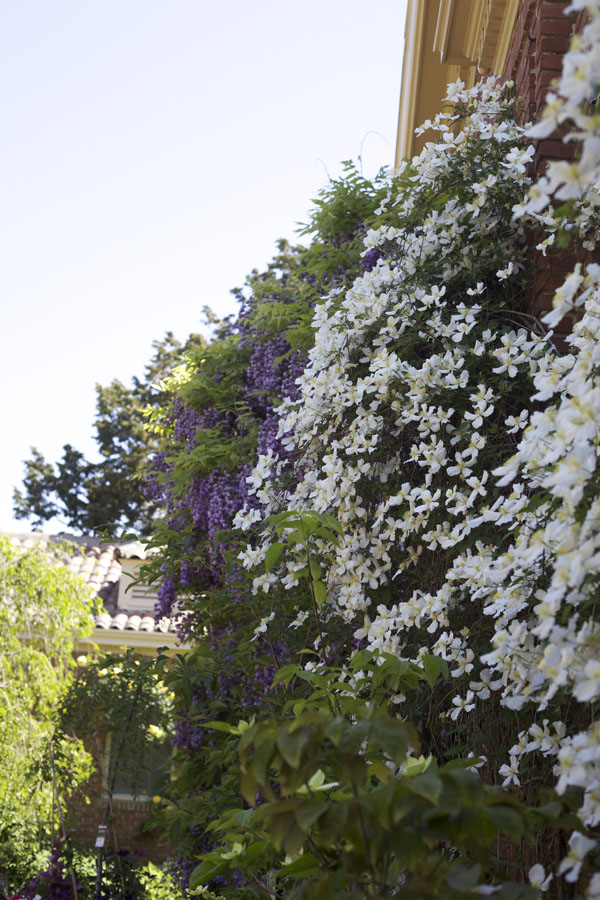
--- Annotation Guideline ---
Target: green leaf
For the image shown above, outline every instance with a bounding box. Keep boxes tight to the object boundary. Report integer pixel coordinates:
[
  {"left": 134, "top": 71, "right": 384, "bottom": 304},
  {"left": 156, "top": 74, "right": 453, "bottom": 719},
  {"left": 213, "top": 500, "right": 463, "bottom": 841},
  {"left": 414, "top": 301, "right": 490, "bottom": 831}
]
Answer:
[
  {"left": 442, "top": 757, "right": 483, "bottom": 771},
  {"left": 369, "top": 716, "right": 415, "bottom": 764},
  {"left": 268, "top": 809, "right": 303, "bottom": 854},
  {"left": 182, "top": 672, "right": 193, "bottom": 704},
  {"left": 336, "top": 753, "right": 366, "bottom": 786},
  {"left": 313, "top": 580, "right": 327, "bottom": 608},
  {"left": 308, "top": 558, "right": 322, "bottom": 580},
  {"left": 318, "top": 528, "right": 340, "bottom": 546},
  {"left": 446, "top": 864, "right": 482, "bottom": 892},
  {"left": 533, "top": 800, "right": 562, "bottom": 820},
  {"left": 276, "top": 852, "right": 320, "bottom": 879},
  {"left": 420, "top": 654, "right": 449, "bottom": 687},
  {"left": 203, "top": 720, "right": 241, "bottom": 735},
  {"left": 402, "top": 754, "right": 434, "bottom": 777},
  {"left": 168, "top": 818, "right": 182, "bottom": 845},
  {"left": 240, "top": 767, "right": 259, "bottom": 806},
  {"left": 310, "top": 511, "right": 343, "bottom": 534},
  {"left": 277, "top": 725, "right": 311, "bottom": 769},
  {"left": 317, "top": 800, "right": 348, "bottom": 846},
  {"left": 251, "top": 736, "right": 277, "bottom": 785},
  {"left": 275, "top": 518, "right": 303, "bottom": 537},
  {"left": 272, "top": 664, "right": 300, "bottom": 688},
  {"left": 189, "top": 857, "right": 230, "bottom": 888},
  {"left": 266, "top": 510, "right": 296, "bottom": 529},
  {"left": 233, "top": 808, "right": 255, "bottom": 826},
  {"left": 405, "top": 771, "right": 442, "bottom": 805},
  {"left": 485, "top": 804, "right": 526, "bottom": 840},
  {"left": 295, "top": 799, "right": 327, "bottom": 831},
  {"left": 265, "top": 542, "right": 285, "bottom": 572}
]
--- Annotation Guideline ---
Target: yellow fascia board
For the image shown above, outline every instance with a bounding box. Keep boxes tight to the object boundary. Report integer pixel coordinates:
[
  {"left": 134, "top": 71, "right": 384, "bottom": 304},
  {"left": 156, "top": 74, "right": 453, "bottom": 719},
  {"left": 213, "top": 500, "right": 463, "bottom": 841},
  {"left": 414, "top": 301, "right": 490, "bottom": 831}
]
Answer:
[
  {"left": 395, "top": 0, "right": 427, "bottom": 165},
  {"left": 395, "top": 0, "right": 460, "bottom": 165},
  {"left": 395, "top": 0, "right": 519, "bottom": 165},
  {"left": 78, "top": 628, "right": 190, "bottom": 655},
  {"left": 493, "top": 0, "right": 520, "bottom": 74}
]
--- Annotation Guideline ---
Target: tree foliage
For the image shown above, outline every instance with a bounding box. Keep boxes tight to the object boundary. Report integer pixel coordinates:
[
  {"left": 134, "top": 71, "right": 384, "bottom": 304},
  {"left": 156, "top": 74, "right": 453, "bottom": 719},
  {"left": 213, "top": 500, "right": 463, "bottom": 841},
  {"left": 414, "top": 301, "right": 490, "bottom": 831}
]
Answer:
[
  {"left": 0, "top": 536, "right": 96, "bottom": 893},
  {"left": 13, "top": 332, "right": 203, "bottom": 536},
  {"left": 55, "top": 650, "right": 174, "bottom": 801}
]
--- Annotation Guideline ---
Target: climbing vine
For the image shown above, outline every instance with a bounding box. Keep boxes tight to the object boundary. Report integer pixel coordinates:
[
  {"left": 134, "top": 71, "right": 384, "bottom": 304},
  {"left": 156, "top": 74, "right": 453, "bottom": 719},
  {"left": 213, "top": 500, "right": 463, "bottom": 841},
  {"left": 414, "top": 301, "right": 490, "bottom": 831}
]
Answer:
[{"left": 146, "top": 5, "right": 600, "bottom": 895}]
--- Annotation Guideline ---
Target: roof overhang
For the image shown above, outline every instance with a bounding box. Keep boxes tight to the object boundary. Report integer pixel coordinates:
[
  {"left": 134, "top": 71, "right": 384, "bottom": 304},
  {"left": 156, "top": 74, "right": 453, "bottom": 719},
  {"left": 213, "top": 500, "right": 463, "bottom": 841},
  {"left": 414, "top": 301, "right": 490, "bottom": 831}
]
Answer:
[
  {"left": 78, "top": 627, "right": 190, "bottom": 654},
  {"left": 395, "top": 0, "right": 520, "bottom": 164}
]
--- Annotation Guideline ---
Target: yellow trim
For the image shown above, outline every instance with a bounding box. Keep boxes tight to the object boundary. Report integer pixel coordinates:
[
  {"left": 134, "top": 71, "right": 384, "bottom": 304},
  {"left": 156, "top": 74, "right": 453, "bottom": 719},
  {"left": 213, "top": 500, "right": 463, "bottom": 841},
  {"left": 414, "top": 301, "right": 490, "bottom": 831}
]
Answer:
[
  {"left": 395, "top": 0, "right": 427, "bottom": 164},
  {"left": 433, "top": 0, "right": 454, "bottom": 60},
  {"left": 395, "top": 0, "right": 468, "bottom": 165},
  {"left": 395, "top": 0, "right": 520, "bottom": 164},
  {"left": 463, "top": 0, "right": 488, "bottom": 61},
  {"left": 492, "top": 0, "right": 520, "bottom": 74},
  {"left": 78, "top": 628, "right": 190, "bottom": 654}
]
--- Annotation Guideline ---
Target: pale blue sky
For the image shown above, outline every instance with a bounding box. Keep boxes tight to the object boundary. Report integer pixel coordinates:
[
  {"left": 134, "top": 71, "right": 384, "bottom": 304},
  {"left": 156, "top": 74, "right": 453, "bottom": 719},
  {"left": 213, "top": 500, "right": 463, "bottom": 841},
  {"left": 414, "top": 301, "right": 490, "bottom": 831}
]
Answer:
[{"left": 1, "top": 0, "right": 407, "bottom": 533}]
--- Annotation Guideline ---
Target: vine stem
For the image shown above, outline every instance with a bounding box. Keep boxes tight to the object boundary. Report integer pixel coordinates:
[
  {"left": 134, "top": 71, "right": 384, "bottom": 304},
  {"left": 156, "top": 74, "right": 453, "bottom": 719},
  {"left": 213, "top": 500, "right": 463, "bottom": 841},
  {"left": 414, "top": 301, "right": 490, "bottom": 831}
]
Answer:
[
  {"left": 304, "top": 527, "right": 342, "bottom": 717},
  {"left": 352, "top": 784, "right": 376, "bottom": 887},
  {"left": 249, "top": 597, "right": 286, "bottom": 691},
  {"left": 245, "top": 869, "right": 280, "bottom": 899}
]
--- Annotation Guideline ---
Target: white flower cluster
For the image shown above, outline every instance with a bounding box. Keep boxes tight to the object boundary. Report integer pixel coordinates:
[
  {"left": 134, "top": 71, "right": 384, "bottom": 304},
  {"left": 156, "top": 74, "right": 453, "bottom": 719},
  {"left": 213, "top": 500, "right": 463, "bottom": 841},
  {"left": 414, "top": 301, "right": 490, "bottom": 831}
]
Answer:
[
  {"left": 238, "top": 77, "right": 548, "bottom": 679},
  {"left": 235, "top": 7, "right": 600, "bottom": 887},
  {"left": 520, "top": 1, "right": 600, "bottom": 217}
]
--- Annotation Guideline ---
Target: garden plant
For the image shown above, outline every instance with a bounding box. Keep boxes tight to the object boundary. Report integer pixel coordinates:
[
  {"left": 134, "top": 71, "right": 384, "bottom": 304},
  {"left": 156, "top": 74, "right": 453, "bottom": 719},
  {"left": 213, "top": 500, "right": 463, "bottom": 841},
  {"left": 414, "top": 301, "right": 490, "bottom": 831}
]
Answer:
[
  {"left": 7, "top": 1, "right": 600, "bottom": 896},
  {"left": 143, "top": 5, "right": 600, "bottom": 896}
]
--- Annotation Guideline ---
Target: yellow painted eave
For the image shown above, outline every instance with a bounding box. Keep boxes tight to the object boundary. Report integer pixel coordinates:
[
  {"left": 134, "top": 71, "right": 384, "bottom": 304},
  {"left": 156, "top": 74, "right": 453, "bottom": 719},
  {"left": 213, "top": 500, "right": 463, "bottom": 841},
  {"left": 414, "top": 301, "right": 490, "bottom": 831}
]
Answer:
[{"left": 395, "top": 0, "right": 519, "bottom": 166}]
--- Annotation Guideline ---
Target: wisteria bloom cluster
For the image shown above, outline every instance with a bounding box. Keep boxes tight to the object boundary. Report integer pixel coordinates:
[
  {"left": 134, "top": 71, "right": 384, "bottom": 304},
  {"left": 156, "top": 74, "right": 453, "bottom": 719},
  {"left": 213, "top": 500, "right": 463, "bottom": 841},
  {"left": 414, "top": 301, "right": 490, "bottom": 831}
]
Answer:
[{"left": 234, "top": 8, "right": 600, "bottom": 888}]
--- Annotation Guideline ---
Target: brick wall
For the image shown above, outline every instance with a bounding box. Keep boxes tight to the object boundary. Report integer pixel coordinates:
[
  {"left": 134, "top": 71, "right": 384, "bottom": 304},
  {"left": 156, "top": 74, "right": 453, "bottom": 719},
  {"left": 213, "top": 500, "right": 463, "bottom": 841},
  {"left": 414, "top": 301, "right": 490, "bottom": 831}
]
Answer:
[
  {"left": 69, "top": 791, "right": 171, "bottom": 863},
  {"left": 66, "top": 738, "right": 172, "bottom": 863},
  {"left": 505, "top": 0, "right": 575, "bottom": 126},
  {"left": 502, "top": 0, "right": 596, "bottom": 337}
]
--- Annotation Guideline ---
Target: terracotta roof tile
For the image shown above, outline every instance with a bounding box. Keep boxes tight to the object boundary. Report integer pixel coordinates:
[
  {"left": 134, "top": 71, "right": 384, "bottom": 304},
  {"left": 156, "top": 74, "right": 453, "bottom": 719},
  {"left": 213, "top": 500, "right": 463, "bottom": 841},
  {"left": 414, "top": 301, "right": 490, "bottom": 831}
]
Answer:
[
  {"left": 95, "top": 611, "right": 113, "bottom": 630},
  {"left": 4, "top": 532, "right": 183, "bottom": 643},
  {"left": 111, "top": 612, "right": 129, "bottom": 630},
  {"left": 92, "top": 610, "right": 180, "bottom": 634}
]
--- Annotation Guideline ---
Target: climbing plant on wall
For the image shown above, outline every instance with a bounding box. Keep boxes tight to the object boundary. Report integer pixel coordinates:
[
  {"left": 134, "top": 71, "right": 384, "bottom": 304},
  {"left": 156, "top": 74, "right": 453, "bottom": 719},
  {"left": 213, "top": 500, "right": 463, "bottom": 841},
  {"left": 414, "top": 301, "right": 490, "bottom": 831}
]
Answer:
[{"left": 145, "top": 8, "right": 600, "bottom": 893}]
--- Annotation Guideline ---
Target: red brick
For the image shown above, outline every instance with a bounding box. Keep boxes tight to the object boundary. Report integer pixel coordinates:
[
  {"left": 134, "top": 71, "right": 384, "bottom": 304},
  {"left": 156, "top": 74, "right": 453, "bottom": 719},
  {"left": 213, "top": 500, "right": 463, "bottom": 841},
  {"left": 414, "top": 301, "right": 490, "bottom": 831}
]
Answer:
[
  {"left": 537, "top": 138, "right": 573, "bottom": 158},
  {"left": 536, "top": 272, "right": 571, "bottom": 293},
  {"left": 540, "top": 51, "right": 567, "bottom": 70},
  {"left": 575, "top": 8, "right": 590, "bottom": 31},
  {"left": 536, "top": 70, "right": 561, "bottom": 90},
  {"left": 516, "top": 58, "right": 531, "bottom": 83},
  {"left": 535, "top": 19, "right": 576, "bottom": 36},
  {"left": 65, "top": 739, "right": 171, "bottom": 862},
  {"left": 553, "top": 316, "right": 575, "bottom": 334},
  {"left": 535, "top": 250, "right": 579, "bottom": 272},
  {"left": 538, "top": 35, "right": 571, "bottom": 52},
  {"left": 539, "top": 0, "right": 571, "bottom": 11},
  {"left": 550, "top": 335, "right": 570, "bottom": 353},
  {"left": 528, "top": 290, "right": 549, "bottom": 309}
]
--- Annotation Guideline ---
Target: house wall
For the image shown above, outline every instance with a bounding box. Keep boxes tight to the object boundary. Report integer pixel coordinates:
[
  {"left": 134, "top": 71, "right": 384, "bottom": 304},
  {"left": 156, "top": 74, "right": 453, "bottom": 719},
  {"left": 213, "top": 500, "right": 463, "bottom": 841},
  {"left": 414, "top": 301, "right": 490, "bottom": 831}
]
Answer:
[
  {"left": 395, "top": 0, "right": 588, "bottom": 163},
  {"left": 502, "top": 0, "right": 594, "bottom": 342},
  {"left": 505, "top": 1, "right": 580, "bottom": 146},
  {"left": 395, "top": 1, "right": 596, "bottom": 344},
  {"left": 70, "top": 794, "right": 169, "bottom": 863},
  {"left": 67, "top": 739, "right": 171, "bottom": 863}
]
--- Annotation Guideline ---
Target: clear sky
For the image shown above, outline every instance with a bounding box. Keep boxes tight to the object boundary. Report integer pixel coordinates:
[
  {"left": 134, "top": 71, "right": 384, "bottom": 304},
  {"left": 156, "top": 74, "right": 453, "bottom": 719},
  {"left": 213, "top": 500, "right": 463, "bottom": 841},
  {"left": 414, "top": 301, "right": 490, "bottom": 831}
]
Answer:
[{"left": 1, "top": 0, "right": 407, "bottom": 534}]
